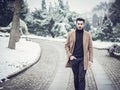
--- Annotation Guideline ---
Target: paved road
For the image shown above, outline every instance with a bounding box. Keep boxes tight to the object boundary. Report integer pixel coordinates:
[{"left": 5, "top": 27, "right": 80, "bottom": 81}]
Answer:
[
  {"left": 67, "top": 60, "right": 97, "bottom": 90},
  {"left": 94, "top": 49, "right": 120, "bottom": 90},
  {"left": 67, "top": 49, "right": 120, "bottom": 90}
]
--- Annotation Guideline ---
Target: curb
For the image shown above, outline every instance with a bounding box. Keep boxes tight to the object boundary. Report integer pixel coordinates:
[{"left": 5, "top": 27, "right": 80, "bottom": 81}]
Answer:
[
  {"left": 1, "top": 45, "right": 42, "bottom": 83},
  {"left": 93, "top": 47, "right": 108, "bottom": 50}
]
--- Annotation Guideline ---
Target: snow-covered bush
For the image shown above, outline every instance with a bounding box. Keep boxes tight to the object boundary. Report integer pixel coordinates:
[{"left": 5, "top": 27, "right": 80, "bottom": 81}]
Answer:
[{"left": 9, "top": 19, "right": 29, "bottom": 35}]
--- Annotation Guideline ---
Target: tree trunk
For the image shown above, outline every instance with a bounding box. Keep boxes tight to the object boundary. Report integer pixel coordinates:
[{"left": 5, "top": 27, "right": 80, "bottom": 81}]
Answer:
[
  {"left": 8, "top": 0, "right": 23, "bottom": 49},
  {"left": 47, "top": 18, "right": 55, "bottom": 38}
]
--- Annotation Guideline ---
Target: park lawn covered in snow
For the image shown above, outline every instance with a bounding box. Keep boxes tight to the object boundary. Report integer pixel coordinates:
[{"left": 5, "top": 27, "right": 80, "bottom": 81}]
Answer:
[
  {"left": 93, "top": 40, "right": 120, "bottom": 49},
  {"left": 0, "top": 37, "right": 41, "bottom": 82}
]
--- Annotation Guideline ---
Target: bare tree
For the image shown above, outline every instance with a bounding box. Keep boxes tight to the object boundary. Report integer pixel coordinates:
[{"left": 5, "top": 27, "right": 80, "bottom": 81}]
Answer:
[
  {"left": 92, "top": 2, "right": 110, "bottom": 15},
  {"left": 8, "top": 0, "right": 23, "bottom": 49}
]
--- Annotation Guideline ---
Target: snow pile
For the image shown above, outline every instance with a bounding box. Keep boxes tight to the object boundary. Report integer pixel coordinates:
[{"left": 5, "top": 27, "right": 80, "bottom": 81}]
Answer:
[
  {"left": 0, "top": 37, "right": 41, "bottom": 81},
  {"left": 93, "top": 40, "right": 120, "bottom": 49},
  {"left": 22, "top": 35, "right": 66, "bottom": 42},
  {"left": 0, "top": 32, "right": 9, "bottom": 37}
]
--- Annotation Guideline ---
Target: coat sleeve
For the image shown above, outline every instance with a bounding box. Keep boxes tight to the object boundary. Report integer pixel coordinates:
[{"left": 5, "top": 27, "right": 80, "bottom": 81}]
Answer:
[
  {"left": 88, "top": 33, "right": 93, "bottom": 62},
  {"left": 65, "top": 32, "right": 72, "bottom": 59}
]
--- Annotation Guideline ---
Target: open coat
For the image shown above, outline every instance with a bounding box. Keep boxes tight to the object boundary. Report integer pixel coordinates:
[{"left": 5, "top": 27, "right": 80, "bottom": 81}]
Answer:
[{"left": 65, "top": 30, "right": 93, "bottom": 70}]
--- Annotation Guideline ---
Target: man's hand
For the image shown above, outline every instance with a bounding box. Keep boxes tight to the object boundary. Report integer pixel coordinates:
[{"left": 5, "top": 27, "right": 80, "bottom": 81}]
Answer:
[
  {"left": 70, "top": 56, "right": 77, "bottom": 60},
  {"left": 88, "top": 61, "right": 93, "bottom": 67}
]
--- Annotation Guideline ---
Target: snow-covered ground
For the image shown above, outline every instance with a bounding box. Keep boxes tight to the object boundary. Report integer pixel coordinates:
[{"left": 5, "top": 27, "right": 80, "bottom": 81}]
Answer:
[
  {"left": 22, "top": 34, "right": 66, "bottom": 42},
  {"left": 93, "top": 40, "right": 120, "bottom": 49},
  {"left": 0, "top": 37, "right": 41, "bottom": 82},
  {"left": 0, "top": 33, "right": 120, "bottom": 83},
  {"left": 24, "top": 34, "right": 120, "bottom": 49}
]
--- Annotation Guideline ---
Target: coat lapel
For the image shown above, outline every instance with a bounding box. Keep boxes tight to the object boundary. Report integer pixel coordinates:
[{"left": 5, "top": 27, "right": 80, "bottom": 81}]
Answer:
[
  {"left": 73, "top": 30, "right": 76, "bottom": 43},
  {"left": 83, "top": 31, "right": 87, "bottom": 52},
  {"left": 71, "top": 30, "right": 76, "bottom": 54}
]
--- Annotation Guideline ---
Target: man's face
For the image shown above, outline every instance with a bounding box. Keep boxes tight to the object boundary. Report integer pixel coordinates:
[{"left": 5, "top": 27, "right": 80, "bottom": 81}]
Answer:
[{"left": 76, "top": 21, "right": 85, "bottom": 30}]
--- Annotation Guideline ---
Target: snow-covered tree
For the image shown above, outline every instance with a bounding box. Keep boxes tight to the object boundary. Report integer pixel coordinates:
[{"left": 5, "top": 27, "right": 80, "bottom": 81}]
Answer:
[
  {"left": 58, "top": 0, "right": 64, "bottom": 10},
  {"left": 92, "top": 2, "right": 110, "bottom": 16},
  {"left": 92, "top": 1, "right": 112, "bottom": 28},
  {"left": 112, "top": 24, "right": 120, "bottom": 41},
  {"left": 84, "top": 20, "right": 91, "bottom": 31},
  {"left": 25, "top": 9, "right": 56, "bottom": 37},
  {"left": 48, "top": 2, "right": 53, "bottom": 15},
  {"left": 65, "top": 1, "right": 69, "bottom": 11},
  {"left": 42, "top": 18, "right": 55, "bottom": 38},
  {"left": 41, "top": 0, "right": 47, "bottom": 11},
  {"left": 20, "top": 0, "right": 29, "bottom": 21},
  {"left": 109, "top": 0, "right": 120, "bottom": 26},
  {"left": 92, "top": 14, "right": 99, "bottom": 27},
  {"left": 96, "top": 16, "right": 114, "bottom": 41},
  {"left": 25, "top": 0, "right": 85, "bottom": 38},
  {"left": 66, "top": 12, "right": 80, "bottom": 30},
  {"left": 9, "top": 19, "right": 29, "bottom": 35}
]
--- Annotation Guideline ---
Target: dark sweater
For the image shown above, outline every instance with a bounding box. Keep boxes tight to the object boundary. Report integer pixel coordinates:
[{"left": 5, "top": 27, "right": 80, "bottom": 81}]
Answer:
[{"left": 72, "top": 29, "right": 84, "bottom": 58}]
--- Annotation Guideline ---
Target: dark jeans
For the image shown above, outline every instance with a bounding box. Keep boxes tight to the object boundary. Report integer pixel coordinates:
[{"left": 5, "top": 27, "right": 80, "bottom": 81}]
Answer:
[{"left": 70, "top": 58, "right": 86, "bottom": 90}]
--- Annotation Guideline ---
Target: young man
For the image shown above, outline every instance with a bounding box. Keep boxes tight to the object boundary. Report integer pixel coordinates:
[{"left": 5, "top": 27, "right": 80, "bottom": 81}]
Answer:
[{"left": 65, "top": 18, "right": 93, "bottom": 90}]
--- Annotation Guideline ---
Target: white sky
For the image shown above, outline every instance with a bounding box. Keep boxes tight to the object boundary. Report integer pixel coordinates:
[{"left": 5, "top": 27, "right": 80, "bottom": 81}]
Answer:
[{"left": 26, "top": 0, "right": 111, "bottom": 13}]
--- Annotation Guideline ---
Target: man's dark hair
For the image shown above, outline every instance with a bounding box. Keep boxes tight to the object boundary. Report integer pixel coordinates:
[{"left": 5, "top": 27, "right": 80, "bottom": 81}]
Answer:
[{"left": 76, "top": 18, "right": 85, "bottom": 23}]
